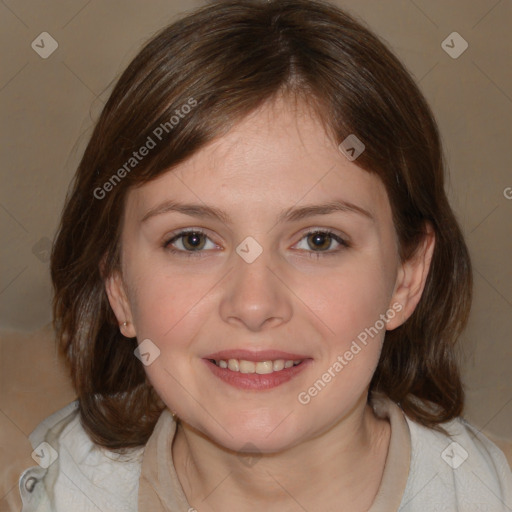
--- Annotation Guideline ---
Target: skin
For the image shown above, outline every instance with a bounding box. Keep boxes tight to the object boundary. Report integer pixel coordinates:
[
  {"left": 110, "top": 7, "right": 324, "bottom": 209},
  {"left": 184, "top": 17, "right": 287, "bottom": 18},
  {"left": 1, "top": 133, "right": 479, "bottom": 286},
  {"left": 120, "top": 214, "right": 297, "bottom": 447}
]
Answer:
[{"left": 106, "top": 94, "right": 434, "bottom": 511}]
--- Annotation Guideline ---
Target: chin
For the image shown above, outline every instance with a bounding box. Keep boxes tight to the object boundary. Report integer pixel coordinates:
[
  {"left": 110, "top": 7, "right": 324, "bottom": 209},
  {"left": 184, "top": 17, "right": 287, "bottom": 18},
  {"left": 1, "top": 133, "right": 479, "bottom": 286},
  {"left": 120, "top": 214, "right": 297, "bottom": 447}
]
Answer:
[{"left": 194, "top": 413, "right": 308, "bottom": 454}]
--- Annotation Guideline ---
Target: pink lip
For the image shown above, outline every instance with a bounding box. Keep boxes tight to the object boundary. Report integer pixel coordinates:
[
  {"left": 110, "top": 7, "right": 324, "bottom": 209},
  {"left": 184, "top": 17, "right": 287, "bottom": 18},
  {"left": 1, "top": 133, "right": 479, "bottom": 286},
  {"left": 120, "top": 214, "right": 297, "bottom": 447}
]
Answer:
[
  {"left": 204, "top": 349, "right": 310, "bottom": 362},
  {"left": 202, "top": 354, "right": 312, "bottom": 391}
]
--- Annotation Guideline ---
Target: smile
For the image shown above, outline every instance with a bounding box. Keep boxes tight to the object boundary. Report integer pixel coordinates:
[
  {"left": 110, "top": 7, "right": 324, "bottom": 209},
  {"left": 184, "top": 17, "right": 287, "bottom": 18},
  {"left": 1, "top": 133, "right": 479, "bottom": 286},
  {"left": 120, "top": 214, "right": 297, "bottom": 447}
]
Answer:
[
  {"left": 203, "top": 350, "right": 311, "bottom": 390},
  {"left": 209, "top": 358, "right": 303, "bottom": 374}
]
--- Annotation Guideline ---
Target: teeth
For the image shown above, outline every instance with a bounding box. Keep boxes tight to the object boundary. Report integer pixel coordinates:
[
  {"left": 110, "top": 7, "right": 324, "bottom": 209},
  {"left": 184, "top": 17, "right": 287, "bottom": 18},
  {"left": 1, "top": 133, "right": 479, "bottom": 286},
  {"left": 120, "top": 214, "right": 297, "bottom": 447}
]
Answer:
[
  {"left": 239, "top": 360, "right": 255, "bottom": 373},
  {"left": 255, "top": 361, "right": 273, "bottom": 374},
  {"left": 273, "top": 360, "right": 285, "bottom": 371},
  {"left": 213, "top": 358, "right": 304, "bottom": 373}
]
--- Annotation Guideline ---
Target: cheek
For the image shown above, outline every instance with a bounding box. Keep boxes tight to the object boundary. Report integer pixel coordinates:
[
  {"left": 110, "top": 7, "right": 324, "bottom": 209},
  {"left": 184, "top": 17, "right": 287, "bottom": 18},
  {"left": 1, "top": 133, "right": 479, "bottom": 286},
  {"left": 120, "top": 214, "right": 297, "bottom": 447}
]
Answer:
[
  {"left": 124, "top": 252, "right": 226, "bottom": 371},
  {"left": 304, "top": 257, "right": 393, "bottom": 344},
  {"left": 294, "top": 265, "right": 390, "bottom": 417},
  {"left": 126, "top": 270, "right": 210, "bottom": 402},
  {"left": 130, "top": 272, "right": 206, "bottom": 340},
  {"left": 293, "top": 254, "right": 393, "bottom": 401}
]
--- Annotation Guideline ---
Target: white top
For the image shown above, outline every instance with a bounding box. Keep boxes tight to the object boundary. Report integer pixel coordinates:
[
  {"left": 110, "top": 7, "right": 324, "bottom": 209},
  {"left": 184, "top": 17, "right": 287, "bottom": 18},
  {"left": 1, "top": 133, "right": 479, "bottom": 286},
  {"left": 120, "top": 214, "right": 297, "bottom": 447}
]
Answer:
[{"left": 18, "top": 394, "right": 512, "bottom": 511}]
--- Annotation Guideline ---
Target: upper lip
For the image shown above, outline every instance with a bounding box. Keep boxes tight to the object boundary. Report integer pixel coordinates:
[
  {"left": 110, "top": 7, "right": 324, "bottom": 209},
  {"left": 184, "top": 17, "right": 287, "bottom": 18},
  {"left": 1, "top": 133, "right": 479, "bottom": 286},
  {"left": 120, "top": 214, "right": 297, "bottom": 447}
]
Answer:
[{"left": 204, "top": 349, "right": 310, "bottom": 362}]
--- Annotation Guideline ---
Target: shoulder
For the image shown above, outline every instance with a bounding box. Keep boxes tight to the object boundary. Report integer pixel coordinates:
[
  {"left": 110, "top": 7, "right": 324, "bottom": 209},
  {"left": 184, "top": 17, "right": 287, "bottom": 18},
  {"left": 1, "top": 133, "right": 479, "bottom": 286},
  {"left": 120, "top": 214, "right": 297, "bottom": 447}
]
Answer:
[
  {"left": 18, "top": 400, "right": 145, "bottom": 512},
  {"left": 400, "top": 413, "right": 512, "bottom": 511}
]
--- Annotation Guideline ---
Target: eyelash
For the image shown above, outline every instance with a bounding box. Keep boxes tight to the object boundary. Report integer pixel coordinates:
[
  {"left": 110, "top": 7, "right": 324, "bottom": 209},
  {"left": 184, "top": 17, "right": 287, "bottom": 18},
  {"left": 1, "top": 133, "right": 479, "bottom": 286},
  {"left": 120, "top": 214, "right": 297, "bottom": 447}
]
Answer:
[{"left": 163, "top": 228, "right": 349, "bottom": 259}]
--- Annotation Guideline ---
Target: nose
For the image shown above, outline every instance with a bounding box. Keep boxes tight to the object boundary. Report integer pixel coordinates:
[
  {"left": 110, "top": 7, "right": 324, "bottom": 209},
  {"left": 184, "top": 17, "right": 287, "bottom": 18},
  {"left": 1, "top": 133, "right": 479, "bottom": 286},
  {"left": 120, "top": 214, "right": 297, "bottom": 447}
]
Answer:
[{"left": 219, "top": 243, "right": 293, "bottom": 332}]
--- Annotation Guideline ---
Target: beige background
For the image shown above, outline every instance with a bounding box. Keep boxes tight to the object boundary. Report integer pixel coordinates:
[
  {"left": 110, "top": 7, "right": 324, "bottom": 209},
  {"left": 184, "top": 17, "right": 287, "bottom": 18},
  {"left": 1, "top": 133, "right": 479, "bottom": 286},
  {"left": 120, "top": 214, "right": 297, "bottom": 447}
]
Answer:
[{"left": 1, "top": 0, "right": 511, "bottom": 509}]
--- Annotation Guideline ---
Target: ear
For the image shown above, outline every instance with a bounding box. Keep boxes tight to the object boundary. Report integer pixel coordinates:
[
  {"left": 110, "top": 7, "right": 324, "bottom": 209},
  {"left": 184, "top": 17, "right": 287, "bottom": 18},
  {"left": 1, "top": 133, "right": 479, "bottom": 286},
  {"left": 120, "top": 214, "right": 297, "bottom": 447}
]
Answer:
[
  {"left": 386, "top": 222, "right": 435, "bottom": 330},
  {"left": 104, "top": 269, "right": 137, "bottom": 338}
]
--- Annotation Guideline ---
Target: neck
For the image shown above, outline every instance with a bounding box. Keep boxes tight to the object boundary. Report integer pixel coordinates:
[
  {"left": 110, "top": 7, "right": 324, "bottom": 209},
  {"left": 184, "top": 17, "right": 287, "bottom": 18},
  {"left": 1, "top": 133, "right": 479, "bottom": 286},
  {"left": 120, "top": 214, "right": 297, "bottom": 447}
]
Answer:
[{"left": 172, "top": 393, "right": 391, "bottom": 512}]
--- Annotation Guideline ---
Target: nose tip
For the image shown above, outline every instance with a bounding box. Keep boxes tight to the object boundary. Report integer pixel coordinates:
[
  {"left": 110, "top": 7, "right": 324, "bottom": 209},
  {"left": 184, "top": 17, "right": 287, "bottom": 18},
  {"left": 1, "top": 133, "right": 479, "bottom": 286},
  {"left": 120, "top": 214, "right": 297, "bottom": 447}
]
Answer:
[{"left": 219, "top": 241, "right": 292, "bottom": 332}]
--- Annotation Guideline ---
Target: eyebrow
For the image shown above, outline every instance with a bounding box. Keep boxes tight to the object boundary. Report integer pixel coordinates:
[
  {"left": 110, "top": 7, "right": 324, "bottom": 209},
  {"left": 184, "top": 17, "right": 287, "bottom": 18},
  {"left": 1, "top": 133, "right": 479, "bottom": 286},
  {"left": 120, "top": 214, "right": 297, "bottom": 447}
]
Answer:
[{"left": 140, "top": 199, "right": 374, "bottom": 225}]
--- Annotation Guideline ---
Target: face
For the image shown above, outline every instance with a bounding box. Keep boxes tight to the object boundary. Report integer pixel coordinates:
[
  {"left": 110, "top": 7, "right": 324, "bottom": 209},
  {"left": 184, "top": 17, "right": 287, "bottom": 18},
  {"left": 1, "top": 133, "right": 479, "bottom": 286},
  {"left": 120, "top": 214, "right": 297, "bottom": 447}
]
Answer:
[{"left": 106, "top": 96, "right": 423, "bottom": 453}]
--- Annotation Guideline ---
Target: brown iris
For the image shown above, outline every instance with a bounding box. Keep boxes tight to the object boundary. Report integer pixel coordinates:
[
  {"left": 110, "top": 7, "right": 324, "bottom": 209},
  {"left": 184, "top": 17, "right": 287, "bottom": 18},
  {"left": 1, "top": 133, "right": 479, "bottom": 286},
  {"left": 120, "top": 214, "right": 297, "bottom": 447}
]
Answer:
[
  {"left": 181, "top": 232, "right": 206, "bottom": 251},
  {"left": 307, "top": 232, "right": 332, "bottom": 251}
]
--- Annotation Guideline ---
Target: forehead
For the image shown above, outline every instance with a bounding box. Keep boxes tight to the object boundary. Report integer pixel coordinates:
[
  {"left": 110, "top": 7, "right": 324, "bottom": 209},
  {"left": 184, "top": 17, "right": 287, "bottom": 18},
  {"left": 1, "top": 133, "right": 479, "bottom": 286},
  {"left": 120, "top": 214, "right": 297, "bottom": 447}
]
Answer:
[{"left": 125, "top": 96, "right": 392, "bottom": 225}]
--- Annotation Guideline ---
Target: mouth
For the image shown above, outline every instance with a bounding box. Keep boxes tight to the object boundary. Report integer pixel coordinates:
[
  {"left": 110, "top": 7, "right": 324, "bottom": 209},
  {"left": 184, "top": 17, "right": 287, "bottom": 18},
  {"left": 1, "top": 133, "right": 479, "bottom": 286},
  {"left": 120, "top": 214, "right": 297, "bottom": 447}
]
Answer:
[{"left": 203, "top": 350, "right": 311, "bottom": 390}]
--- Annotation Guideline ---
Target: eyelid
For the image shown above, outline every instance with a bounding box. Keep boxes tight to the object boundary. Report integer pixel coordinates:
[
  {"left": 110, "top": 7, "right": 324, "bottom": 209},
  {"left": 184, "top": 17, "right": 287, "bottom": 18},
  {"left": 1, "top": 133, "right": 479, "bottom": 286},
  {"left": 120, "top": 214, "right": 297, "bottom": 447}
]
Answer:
[
  {"left": 292, "top": 228, "right": 349, "bottom": 256},
  {"left": 163, "top": 227, "right": 219, "bottom": 254},
  {"left": 295, "top": 226, "right": 350, "bottom": 245}
]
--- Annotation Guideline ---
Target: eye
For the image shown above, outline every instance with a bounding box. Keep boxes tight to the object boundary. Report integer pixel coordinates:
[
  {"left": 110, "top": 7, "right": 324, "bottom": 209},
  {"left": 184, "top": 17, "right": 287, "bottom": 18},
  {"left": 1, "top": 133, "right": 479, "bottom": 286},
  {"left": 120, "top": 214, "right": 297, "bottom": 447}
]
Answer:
[
  {"left": 293, "top": 230, "right": 349, "bottom": 257},
  {"left": 163, "top": 229, "right": 217, "bottom": 257},
  {"left": 163, "top": 228, "right": 349, "bottom": 259}
]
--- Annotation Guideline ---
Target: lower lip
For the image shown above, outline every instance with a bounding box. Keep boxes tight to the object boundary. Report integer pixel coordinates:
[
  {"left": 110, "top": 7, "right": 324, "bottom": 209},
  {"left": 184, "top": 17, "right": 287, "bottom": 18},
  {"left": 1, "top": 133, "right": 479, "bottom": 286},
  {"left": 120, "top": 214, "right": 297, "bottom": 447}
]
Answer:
[{"left": 203, "top": 359, "right": 312, "bottom": 390}]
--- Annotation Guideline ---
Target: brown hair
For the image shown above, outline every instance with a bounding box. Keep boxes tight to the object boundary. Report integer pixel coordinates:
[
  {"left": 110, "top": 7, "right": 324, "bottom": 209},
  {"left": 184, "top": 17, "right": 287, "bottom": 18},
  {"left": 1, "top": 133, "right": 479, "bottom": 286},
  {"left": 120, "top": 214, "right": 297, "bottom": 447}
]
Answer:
[{"left": 51, "top": 0, "right": 472, "bottom": 451}]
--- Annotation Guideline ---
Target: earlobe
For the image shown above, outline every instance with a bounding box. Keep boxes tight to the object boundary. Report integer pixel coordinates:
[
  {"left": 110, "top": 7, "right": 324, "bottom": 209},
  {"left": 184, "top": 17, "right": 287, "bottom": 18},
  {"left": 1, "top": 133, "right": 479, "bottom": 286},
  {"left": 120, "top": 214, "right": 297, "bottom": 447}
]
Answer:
[
  {"left": 104, "top": 271, "right": 137, "bottom": 338},
  {"left": 386, "top": 223, "right": 435, "bottom": 330}
]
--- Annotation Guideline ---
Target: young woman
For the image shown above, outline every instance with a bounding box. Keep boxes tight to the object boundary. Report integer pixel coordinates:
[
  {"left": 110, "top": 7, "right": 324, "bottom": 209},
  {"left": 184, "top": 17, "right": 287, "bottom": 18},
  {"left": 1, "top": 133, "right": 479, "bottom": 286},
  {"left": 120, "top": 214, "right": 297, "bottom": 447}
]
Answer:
[{"left": 18, "top": 1, "right": 512, "bottom": 510}]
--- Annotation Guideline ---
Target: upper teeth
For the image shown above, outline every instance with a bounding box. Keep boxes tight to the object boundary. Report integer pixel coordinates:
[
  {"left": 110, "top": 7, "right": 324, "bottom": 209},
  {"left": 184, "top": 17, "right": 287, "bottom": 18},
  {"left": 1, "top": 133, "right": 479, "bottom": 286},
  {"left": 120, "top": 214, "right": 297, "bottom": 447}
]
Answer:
[{"left": 213, "top": 359, "right": 303, "bottom": 374}]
